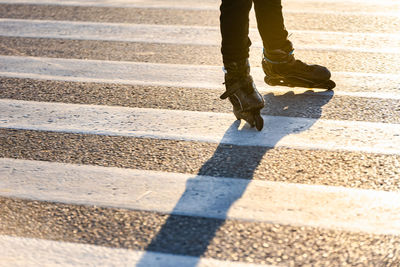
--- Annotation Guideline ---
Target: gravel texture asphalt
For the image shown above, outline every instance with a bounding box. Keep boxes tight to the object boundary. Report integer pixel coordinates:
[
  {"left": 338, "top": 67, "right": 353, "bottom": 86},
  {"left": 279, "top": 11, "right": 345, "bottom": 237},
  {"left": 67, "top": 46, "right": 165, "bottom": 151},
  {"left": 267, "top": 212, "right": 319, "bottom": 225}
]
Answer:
[
  {"left": 1, "top": 197, "right": 400, "bottom": 266},
  {"left": 1, "top": 78, "right": 400, "bottom": 123},
  {"left": 1, "top": 129, "right": 400, "bottom": 192}
]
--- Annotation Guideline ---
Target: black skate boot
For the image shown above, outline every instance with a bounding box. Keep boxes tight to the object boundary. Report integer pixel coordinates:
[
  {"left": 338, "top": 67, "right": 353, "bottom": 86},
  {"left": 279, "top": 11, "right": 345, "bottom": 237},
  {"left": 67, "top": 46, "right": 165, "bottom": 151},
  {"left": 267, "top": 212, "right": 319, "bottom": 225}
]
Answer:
[
  {"left": 262, "top": 48, "right": 336, "bottom": 90},
  {"left": 220, "top": 59, "right": 265, "bottom": 131}
]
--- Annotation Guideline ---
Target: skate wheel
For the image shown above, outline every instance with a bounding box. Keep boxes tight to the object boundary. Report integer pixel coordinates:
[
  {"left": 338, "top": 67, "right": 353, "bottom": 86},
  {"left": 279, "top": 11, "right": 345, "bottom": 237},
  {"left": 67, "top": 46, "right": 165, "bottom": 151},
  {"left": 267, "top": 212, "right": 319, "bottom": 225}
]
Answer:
[
  {"left": 233, "top": 108, "right": 241, "bottom": 121},
  {"left": 265, "top": 76, "right": 301, "bottom": 88},
  {"left": 264, "top": 76, "right": 279, "bottom": 86},
  {"left": 254, "top": 112, "right": 264, "bottom": 131},
  {"left": 313, "top": 80, "right": 336, "bottom": 90},
  {"left": 325, "top": 80, "right": 336, "bottom": 90}
]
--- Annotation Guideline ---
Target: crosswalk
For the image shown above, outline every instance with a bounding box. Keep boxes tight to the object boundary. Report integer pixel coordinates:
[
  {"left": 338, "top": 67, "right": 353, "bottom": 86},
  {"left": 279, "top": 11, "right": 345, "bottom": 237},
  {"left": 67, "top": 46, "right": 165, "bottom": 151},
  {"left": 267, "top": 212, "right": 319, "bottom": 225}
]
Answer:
[{"left": 1, "top": 0, "right": 400, "bottom": 266}]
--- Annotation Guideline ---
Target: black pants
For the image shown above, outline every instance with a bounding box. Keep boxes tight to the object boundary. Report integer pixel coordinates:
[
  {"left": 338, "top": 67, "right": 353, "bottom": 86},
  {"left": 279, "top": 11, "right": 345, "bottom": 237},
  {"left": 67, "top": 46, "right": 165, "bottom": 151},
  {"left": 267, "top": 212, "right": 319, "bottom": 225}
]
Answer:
[{"left": 220, "top": 0, "right": 292, "bottom": 64}]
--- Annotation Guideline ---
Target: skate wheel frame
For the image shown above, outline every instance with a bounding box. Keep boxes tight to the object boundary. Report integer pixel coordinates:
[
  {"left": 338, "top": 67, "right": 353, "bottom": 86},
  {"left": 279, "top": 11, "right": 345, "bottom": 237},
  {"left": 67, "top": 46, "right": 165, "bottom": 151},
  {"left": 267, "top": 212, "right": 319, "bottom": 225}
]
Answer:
[
  {"left": 264, "top": 76, "right": 336, "bottom": 90},
  {"left": 232, "top": 108, "right": 264, "bottom": 131}
]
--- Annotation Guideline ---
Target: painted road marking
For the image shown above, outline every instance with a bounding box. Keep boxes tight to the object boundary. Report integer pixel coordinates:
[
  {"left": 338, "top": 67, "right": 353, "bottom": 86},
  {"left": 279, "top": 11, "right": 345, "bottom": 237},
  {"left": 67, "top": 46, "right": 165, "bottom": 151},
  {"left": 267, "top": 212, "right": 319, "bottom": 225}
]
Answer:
[
  {"left": 0, "top": 55, "right": 399, "bottom": 99},
  {"left": 1, "top": 158, "right": 400, "bottom": 235},
  {"left": 1, "top": 99, "right": 400, "bottom": 155},
  {"left": 0, "top": 19, "right": 398, "bottom": 54},
  {"left": 0, "top": 0, "right": 397, "bottom": 16},
  {"left": 0, "top": 235, "right": 267, "bottom": 267}
]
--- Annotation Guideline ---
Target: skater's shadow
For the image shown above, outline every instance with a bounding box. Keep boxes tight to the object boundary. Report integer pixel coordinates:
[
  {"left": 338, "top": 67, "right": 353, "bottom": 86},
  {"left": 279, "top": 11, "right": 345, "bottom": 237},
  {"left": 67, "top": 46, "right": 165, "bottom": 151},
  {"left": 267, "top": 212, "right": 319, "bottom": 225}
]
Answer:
[{"left": 137, "top": 89, "right": 333, "bottom": 266}]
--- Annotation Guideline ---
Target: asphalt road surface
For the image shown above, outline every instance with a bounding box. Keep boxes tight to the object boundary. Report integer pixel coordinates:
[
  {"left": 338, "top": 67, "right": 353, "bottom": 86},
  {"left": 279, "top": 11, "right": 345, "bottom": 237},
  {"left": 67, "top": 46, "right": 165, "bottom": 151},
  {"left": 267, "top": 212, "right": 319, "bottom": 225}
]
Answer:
[{"left": 0, "top": 0, "right": 400, "bottom": 266}]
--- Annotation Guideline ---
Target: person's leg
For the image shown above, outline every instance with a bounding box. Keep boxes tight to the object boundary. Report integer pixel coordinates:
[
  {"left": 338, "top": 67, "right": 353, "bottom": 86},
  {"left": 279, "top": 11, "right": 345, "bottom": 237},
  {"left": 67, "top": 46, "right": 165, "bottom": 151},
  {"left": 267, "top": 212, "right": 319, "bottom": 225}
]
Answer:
[
  {"left": 254, "top": 0, "right": 335, "bottom": 89},
  {"left": 220, "top": 0, "right": 252, "bottom": 64},
  {"left": 253, "top": 0, "right": 292, "bottom": 52},
  {"left": 219, "top": 0, "right": 265, "bottom": 130}
]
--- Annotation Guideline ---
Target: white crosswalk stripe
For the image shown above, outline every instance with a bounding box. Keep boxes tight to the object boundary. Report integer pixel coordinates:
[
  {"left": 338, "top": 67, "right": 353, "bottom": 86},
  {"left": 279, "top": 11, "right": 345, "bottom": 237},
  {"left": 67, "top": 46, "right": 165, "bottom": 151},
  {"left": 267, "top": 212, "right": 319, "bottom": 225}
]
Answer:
[
  {"left": 1, "top": 55, "right": 400, "bottom": 99},
  {"left": 0, "top": 235, "right": 267, "bottom": 267},
  {"left": 0, "top": 19, "right": 398, "bottom": 53},
  {"left": 1, "top": 158, "right": 400, "bottom": 235},
  {"left": 1, "top": 0, "right": 400, "bottom": 265},
  {"left": 2, "top": 99, "right": 400, "bottom": 154},
  {"left": 0, "top": 0, "right": 398, "bottom": 15}
]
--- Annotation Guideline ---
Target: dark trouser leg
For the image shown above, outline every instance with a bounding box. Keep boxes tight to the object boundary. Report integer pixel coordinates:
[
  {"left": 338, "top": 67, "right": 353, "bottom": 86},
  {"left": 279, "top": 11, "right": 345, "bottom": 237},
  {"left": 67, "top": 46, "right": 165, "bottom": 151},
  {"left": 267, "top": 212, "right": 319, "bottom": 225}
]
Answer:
[
  {"left": 220, "top": 0, "right": 253, "bottom": 64},
  {"left": 253, "top": 0, "right": 293, "bottom": 52}
]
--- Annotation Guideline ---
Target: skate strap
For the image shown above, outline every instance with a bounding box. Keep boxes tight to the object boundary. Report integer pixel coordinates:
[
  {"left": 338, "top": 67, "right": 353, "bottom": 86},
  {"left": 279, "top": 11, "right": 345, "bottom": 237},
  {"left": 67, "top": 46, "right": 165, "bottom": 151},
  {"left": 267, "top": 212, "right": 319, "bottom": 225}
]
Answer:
[
  {"left": 220, "top": 76, "right": 255, "bottom": 99},
  {"left": 263, "top": 48, "right": 294, "bottom": 64},
  {"left": 220, "top": 83, "right": 240, "bottom": 99}
]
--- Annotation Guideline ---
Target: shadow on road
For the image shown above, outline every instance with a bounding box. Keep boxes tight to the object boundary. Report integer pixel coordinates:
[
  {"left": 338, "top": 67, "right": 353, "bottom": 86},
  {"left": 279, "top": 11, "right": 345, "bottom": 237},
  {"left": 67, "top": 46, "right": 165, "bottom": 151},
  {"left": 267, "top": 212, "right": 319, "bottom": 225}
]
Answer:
[{"left": 137, "top": 90, "right": 333, "bottom": 266}]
